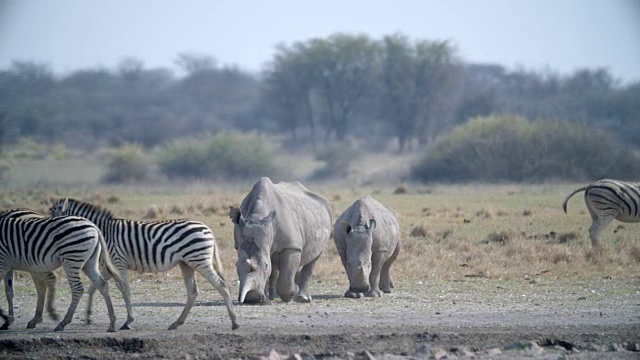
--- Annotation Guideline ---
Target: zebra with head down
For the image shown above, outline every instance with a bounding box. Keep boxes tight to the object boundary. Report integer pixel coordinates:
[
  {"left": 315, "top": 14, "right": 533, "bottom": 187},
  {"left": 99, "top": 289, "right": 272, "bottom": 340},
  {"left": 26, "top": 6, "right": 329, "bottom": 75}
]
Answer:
[{"left": 50, "top": 198, "right": 239, "bottom": 331}]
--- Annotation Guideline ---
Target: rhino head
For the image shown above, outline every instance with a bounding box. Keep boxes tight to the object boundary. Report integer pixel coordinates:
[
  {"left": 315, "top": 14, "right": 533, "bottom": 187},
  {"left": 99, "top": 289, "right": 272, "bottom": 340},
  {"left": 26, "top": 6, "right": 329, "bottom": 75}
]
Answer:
[
  {"left": 230, "top": 207, "right": 276, "bottom": 304},
  {"left": 342, "top": 218, "right": 376, "bottom": 293}
]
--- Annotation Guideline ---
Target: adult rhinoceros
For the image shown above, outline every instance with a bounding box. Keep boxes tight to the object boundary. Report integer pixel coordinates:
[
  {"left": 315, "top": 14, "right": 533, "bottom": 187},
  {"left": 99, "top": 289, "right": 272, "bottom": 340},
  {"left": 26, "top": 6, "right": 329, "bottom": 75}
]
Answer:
[
  {"left": 334, "top": 195, "right": 401, "bottom": 298},
  {"left": 230, "top": 177, "right": 332, "bottom": 304}
]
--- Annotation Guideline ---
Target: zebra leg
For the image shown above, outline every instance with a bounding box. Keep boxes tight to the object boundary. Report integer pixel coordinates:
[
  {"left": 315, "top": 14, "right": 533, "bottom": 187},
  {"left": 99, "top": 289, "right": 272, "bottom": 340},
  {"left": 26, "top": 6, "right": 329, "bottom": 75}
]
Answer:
[
  {"left": 84, "top": 265, "right": 111, "bottom": 325},
  {"left": 589, "top": 213, "right": 615, "bottom": 249},
  {"left": 55, "top": 264, "right": 85, "bottom": 332},
  {"left": 26, "top": 272, "right": 49, "bottom": 329},
  {"left": 112, "top": 269, "right": 134, "bottom": 330},
  {"left": 1, "top": 272, "right": 15, "bottom": 330},
  {"left": 44, "top": 271, "right": 59, "bottom": 321},
  {"left": 82, "top": 257, "right": 117, "bottom": 333},
  {"left": 195, "top": 263, "right": 239, "bottom": 330},
  {"left": 84, "top": 282, "right": 97, "bottom": 324},
  {"left": 169, "top": 262, "right": 198, "bottom": 330}
]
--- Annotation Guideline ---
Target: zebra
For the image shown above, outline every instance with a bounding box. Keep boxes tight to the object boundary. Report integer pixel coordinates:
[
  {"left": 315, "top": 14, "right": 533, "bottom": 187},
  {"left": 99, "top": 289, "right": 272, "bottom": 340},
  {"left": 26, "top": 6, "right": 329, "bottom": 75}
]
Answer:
[
  {"left": 563, "top": 179, "right": 640, "bottom": 248},
  {"left": 0, "top": 215, "right": 130, "bottom": 332},
  {"left": 50, "top": 198, "right": 239, "bottom": 330},
  {"left": 0, "top": 208, "right": 58, "bottom": 329}
]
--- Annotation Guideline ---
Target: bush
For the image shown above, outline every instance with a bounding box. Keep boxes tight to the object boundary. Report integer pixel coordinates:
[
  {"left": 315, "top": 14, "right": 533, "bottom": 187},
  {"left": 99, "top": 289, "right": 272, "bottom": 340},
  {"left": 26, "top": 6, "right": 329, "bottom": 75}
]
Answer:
[
  {"left": 412, "top": 115, "right": 640, "bottom": 182},
  {"left": 311, "top": 143, "right": 360, "bottom": 180},
  {"left": 156, "top": 131, "right": 281, "bottom": 180},
  {"left": 102, "top": 143, "right": 150, "bottom": 183}
]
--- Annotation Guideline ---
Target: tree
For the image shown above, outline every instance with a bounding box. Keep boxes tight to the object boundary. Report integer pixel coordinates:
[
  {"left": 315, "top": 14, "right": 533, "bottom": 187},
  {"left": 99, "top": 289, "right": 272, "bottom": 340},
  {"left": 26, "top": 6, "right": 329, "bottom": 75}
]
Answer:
[
  {"left": 378, "top": 36, "right": 461, "bottom": 151},
  {"left": 262, "top": 43, "right": 317, "bottom": 145},
  {"left": 306, "top": 33, "right": 379, "bottom": 142}
]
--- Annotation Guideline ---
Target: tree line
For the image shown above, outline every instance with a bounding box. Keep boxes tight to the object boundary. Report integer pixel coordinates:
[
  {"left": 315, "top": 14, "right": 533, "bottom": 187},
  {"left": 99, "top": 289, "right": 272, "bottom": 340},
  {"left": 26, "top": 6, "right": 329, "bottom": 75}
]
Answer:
[{"left": 1, "top": 32, "right": 639, "bottom": 153}]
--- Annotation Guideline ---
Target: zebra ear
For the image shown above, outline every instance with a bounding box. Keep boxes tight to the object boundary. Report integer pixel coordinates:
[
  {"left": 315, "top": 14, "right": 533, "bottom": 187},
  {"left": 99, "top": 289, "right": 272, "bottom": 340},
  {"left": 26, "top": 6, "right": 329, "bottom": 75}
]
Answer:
[{"left": 62, "top": 198, "right": 69, "bottom": 213}]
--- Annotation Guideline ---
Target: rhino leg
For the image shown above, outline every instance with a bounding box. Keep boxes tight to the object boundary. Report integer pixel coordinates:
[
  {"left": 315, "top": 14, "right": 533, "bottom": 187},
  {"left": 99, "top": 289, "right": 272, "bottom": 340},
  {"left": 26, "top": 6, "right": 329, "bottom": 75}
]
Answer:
[
  {"left": 276, "top": 249, "right": 301, "bottom": 302},
  {"left": 294, "top": 254, "right": 320, "bottom": 303},
  {"left": 344, "top": 290, "right": 364, "bottom": 298},
  {"left": 365, "top": 251, "right": 385, "bottom": 298},
  {"left": 380, "top": 242, "right": 400, "bottom": 293},
  {"left": 268, "top": 264, "right": 279, "bottom": 301}
]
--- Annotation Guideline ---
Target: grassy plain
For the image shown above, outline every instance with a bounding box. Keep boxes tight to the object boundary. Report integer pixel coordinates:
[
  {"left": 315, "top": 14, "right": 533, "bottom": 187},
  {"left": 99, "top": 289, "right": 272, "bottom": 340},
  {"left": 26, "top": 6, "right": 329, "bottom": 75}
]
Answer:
[
  {"left": 2, "top": 156, "right": 639, "bottom": 358},
  {"left": 2, "top": 169, "right": 639, "bottom": 293}
]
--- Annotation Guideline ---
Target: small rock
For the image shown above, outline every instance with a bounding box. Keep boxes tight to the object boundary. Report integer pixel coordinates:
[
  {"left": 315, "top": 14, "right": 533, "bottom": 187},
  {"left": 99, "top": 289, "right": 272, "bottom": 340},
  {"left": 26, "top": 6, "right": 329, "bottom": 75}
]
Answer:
[
  {"left": 263, "top": 349, "right": 281, "bottom": 360},
  {"left": 434, "top": 348, "right": 448, "bottom": 360},
  {"left": 364, "top": 350, "right": 376, "bottom": 360},
  {"left": 626, "top": 343, "right": 640, "bottom": 352},
  {"left": 486, "top": 348, "right": 502, "bottom": 356},
  {"left": 611, "top": 343, "right": 625, "bottom": 352}
]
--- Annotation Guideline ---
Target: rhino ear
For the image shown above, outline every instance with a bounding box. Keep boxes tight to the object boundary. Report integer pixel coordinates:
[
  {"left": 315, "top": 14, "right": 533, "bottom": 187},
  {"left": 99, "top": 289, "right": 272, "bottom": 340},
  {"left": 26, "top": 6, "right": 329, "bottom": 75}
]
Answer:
[
  {"left": 341, "top": 221, "right": 353, "bottom": 235},
  {"left": 264, "top": 210, "right": 276, "bottom": 223},
  {"left": 366, "top": 218, "right": 377, "bottom": 232},
  {"left": 230, "top": 207, "right": 242, "bottom": 225}
]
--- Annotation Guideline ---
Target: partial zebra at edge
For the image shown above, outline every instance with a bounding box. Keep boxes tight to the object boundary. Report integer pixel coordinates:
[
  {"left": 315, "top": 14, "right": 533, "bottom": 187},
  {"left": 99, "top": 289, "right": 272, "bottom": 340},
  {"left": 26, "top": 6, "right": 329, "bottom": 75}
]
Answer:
[{"left": 563, "top": 179, "right": 640, "bottom": 247}]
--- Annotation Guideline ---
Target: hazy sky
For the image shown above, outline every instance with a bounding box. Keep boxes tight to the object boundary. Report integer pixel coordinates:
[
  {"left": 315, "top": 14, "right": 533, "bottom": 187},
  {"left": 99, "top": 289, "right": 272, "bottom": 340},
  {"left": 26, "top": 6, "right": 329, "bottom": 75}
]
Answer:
[{"left": 0, "top": 0, "right": 639, "bottom": 82}]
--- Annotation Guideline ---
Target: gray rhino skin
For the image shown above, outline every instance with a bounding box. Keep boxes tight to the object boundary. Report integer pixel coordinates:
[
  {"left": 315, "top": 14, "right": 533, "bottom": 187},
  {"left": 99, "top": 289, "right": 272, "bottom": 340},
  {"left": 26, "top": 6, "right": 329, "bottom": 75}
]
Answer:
[
  {"left": 334, "top": 195, "right": 401, "bottom": 298},
  {"left": 230, "top": 177, "right": 332, "bottom": 304}
]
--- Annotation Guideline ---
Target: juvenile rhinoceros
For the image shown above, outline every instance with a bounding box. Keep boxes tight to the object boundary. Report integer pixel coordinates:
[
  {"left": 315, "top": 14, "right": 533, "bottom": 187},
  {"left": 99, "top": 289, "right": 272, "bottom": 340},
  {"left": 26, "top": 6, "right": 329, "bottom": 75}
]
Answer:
[
  {"left": 230, "top": 177, "right": 332, "bottom": 304},
  {"left": 334, "top": 196, "right": 400, "bottom": 298}
]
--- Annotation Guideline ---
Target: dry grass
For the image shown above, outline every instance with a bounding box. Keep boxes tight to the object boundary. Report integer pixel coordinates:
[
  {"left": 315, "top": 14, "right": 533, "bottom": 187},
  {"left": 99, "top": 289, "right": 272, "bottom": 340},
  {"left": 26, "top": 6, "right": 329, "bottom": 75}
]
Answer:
[{"left": 2, "top": 182, "right": 640, "bottom": 292}]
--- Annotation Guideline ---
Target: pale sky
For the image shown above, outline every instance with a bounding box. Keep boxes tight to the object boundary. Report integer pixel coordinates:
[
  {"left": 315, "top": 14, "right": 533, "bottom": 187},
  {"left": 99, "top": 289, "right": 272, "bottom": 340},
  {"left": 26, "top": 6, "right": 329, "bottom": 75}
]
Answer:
[{"left": 0, "top": 0, "right": 639, "bottom": 83}]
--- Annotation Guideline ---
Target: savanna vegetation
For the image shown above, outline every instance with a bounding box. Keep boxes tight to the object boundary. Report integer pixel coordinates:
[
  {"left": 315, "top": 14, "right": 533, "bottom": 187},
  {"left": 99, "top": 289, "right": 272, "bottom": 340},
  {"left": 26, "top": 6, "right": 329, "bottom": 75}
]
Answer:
[
  {"left": 2, "top": 180, "right": 639, "bottom": 290},
  {"left": 2, "top": 32, "right": 640, "bottom": 184}
]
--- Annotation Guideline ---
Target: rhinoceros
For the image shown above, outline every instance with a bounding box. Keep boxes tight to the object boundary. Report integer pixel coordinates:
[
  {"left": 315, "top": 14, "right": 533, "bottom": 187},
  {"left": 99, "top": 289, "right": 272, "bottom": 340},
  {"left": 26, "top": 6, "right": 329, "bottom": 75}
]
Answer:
[
  {"left": 334, "top": 195, "right": 401, "bottom": 298},
  {"left": 229, "top": 177, "right": 332, "bottom": 304}
]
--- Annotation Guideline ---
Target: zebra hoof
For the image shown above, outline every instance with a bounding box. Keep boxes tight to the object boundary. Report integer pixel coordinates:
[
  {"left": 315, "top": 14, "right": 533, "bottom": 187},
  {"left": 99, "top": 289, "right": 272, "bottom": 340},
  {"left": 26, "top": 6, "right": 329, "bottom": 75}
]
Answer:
[
  {"left": 167, "top": 322, "right": 181, "bottom": 330},
  {"left": 26, "top": 322, "right": 37, "bottom": 329},
  {"left": 54, "top": 325, "right": 65, "bottom": 332},
  {"left": 232, "top": 323, "right": 239, "bottom": 330},
  {"left": 119, "top": 324, "right": 131, "bottom": 330},
  {"left": 0, "top": 323, "right": 9, "bottom": 330},
  {"left": 107, "top": 327, "right": 116, "bottom": 333}
]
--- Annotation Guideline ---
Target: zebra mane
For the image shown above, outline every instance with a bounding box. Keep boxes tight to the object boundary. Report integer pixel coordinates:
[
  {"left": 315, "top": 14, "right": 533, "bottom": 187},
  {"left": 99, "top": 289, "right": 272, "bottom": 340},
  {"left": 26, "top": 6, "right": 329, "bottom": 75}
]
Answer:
[{"left": 65, "top": 198, "right": 116, "bottom": 220}]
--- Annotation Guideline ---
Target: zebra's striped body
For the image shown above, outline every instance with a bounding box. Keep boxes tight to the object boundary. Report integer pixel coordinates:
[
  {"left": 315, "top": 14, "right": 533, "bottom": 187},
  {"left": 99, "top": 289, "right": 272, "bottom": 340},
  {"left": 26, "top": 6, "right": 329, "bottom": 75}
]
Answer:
[
  {"left": 0, "top": 208, "right": 58, "bottom": 329},
  {"left": 50, "top": 198, "right": 238, "bottom": 330},
  {"left": 562, "top": 179, "right": 640, "bottom": 247},
  {"left": 0, "top": 215, "right": 129, "bottom": 332}
]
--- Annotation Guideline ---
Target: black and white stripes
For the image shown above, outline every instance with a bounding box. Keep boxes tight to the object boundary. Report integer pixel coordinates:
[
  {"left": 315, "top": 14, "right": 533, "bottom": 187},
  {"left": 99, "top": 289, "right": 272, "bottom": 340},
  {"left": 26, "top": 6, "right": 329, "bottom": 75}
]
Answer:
[
  {"left": 50, "top": 198, "right": 238, "bottom": 330},
  {"left": 0, "top": 208, "right": 59, "bottom": 329},
  {"left": 0, "top": 215, "right": 127, "bottom": 332},
  {"left": 563, "top": 179, "right": 640, "bottom": 247}
]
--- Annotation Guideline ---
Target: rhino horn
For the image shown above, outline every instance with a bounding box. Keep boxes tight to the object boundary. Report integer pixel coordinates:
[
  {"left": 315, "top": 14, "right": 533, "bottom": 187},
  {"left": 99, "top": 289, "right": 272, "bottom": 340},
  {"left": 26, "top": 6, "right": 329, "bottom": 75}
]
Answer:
[
  {"left": 366, "top": 218, "right": 376, "bottom": 231},
  {"left": 239, "top": 277, "right": 256, "bottom": 304}
]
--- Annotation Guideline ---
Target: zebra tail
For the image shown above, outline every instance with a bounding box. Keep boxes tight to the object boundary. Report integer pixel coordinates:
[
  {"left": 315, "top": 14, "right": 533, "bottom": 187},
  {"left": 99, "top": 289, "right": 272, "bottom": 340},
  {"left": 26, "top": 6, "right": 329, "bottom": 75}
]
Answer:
[
  {"left": 97, "top": 231, "right": 124, "bottom": 283},
  {"left": 212, "top": 241, "right": 226, "bottom": 282},
  {"left": 562, "top": 185, "right": 590, "bottom": 214}
]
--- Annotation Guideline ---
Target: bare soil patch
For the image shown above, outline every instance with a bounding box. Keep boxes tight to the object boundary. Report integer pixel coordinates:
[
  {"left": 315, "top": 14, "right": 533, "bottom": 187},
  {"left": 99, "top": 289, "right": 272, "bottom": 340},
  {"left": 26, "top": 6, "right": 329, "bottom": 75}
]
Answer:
[{"left": 1, "top": 277, "right": 639, "bottom": 359}]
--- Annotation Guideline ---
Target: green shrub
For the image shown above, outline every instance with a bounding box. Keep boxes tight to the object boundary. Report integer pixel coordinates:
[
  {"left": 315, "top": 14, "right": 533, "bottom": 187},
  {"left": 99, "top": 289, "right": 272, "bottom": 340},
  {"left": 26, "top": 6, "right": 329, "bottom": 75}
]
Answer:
[
  {"left": 412, "top": 115, "right": 640, "bottom": 182},
  {"left": 102, "top": 143, "right": 150, "bottom": 183},
  {"left": 156, "top": 132, "right": 281, "bottom": 180},
  {"left": 311, "top": 144, "right": 360, "bottom": 180}
]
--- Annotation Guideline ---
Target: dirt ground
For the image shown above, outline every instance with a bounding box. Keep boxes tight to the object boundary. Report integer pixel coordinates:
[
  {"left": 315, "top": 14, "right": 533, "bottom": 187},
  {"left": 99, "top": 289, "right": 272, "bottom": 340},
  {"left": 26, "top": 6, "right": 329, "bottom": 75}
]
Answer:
[{"left": 0, "top": 276, "right": 639, "bottom": 359}]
